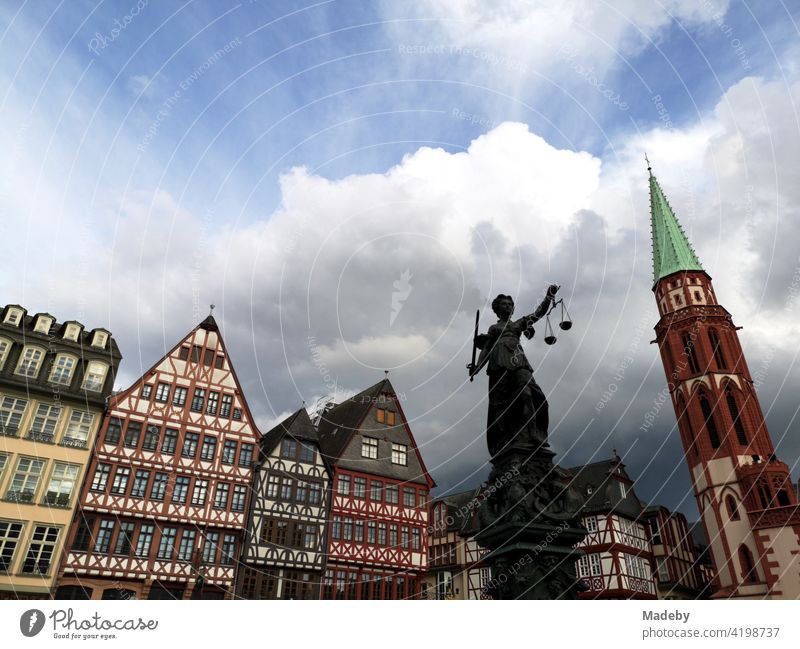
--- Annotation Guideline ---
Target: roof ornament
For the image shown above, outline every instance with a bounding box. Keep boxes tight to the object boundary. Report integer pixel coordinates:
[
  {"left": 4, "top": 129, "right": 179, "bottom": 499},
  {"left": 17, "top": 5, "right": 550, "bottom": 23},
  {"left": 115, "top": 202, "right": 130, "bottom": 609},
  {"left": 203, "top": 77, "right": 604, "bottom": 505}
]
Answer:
[
  {"left": 209, "top": 304, "right": 215, "bottom": 315},
  {"left": 644, "top": 152, "right": 652, "bottom": 177}
]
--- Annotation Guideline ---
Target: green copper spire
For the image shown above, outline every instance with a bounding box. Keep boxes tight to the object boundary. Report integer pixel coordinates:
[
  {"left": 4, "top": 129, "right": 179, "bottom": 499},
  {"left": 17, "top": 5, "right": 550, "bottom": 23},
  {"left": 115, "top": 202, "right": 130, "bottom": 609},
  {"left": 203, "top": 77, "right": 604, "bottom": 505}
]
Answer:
[{"left": 647, "top": 157, "right": 703, "bottom": 287}]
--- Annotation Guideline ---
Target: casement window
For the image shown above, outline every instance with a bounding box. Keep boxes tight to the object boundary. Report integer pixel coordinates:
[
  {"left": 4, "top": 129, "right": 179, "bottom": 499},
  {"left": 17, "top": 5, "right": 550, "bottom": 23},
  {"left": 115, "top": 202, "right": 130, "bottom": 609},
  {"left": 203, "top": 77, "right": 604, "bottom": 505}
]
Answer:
[
  {"left": 389, "top": 525, "right": 398, "bottom": 548},
  {"left": 343, "top": 518, "right": 353, "bottom": 541},
  {"left": 28, "top": 403, "right": 61, "bottom": 443},
  {"left": 91, "top": 330, "right": 108, "bottom": 348},
  {"left": 7, "top": 457, "right": 45, "bottom": 502},
  {"left": 412, "top": 527, "right": 421, "bottom": 551},
  {"left": 337, "top": 475, "right": 351, "bottom": 496},
  {"left": 49, "top": 354, "right": 77, "bottom": 385},
  {"left": 619, "top": 482, "right": 628, "bottom": 498},
  {"left": 354, "top": 520, "right": 364, "bottom": 543},
  {"left": 43, "top": 463, "right": 79, "bottom": 507},
  {"left": 179, "top": 346, "right": 190, "bottom": 361},
  {"left": 82, "top": 361, "right": 109, "bottom": 391},
  {"left": 260, "top": 520, "right": 274, "bottom": 544},
  {"left": 280, "top": 477, "right": 293, "bottom": 500},
  {"left": 104, "top": 417, "right": 122, "bottom": 444},
  {"left": 214, "top": 355, "right": 224, "bottom": 369},
  {"left": 94, "top": 520, "right": 115, "bottom": 553},
  {"left": 308, "top": 482, "right": 321, "bottom": 505},
  {"left": 114, "top": 522, "right": 135, "bottom": 556},
  {"left": 142, "top": 424, "right": 161, "bottom": 451},
  {"left": 0, "top": 338, "right": 12, "bottom": 370},
  {"left": 292, "top": 523, "right": 303, "bottom": 548},
  {"left": 191, "top": 479, "right": 209, "bottom": 506},
  {"left": 206, "top": 392, "right": 219, "bottom": 415},
  {"left": 370, "top": 480, "right": 383, "bottom": 502},
  {"left": 304, "top": 525, "right": 317, "bottom": 549},
  {"left": 33, "top": 316, "right": 53, "bottom": 334},
  {"left": 231, "top": 485, "right": 247, "bottom": 512},
  {"left": 385, "top": 484, "right": 399, "bottom": 505},
  {"left": 377, "top": 523, "right": 387, "bottom": 546},
  {"left": 63, "top": 410, "right": 94, "bottom": 448},
  {"left": 172, "top": 386, "right": 187, "bottom": 407},
  {"left": 0, "top": 520, "right": 24, "bottom": 571},
  {"left": 391, "top": 443, "right": 408, "bottom": 466},
  {"left": 709, "top": 329, "right": 727, "bottom": 370},
  {"left": 90, "top": 463, "right": 112, "bottom": 492},
  {"left": 182, "top": 432, "right": 199, "bottom": 458},
  {"left": 577, "top": 554, "right": 591, "bottom": 578},
  {"left": 135, "top": 524, "right": 155, "bottom": 557},
  {"left": 15, "top": 346, "right": 45, "bottom": 378},
  {"left": 220, "top": 394, "right": 233, "bottom": 418},
  {"left": 157, "top": 528, "right": 177, "bottom": 560},
  {"left": 110, "top": 467, "right": 131, "bottom": 496},
  {"left": 124, "top": 421, "right": 142, "bottom": 448},
  {"left": 299, "top": 443, "right": 315, "bottom": 463},
  {"left": 202, "top": 349, "right": 214, "bottom": 367},
  {"left": 221, "top": 534, "right": 236, "bottom": 565},
  {"left": 150, "top": 473, "right": 168, "bottom": 501},
  {"left": 71, "top": 516, "right": 94, "bottom": 552},
  {"left": 584, "top": 516, "right": 598, "bottom": 533},
  {"left": 726, "top": 387, "right": 749, "bottom": 446},
  {"left": 401, "top": 527, "right": 410, "bottom": 549},
  {"left": 376, "top": 408, "right": 396, "bottom": 425},
  {"left": 222, "top": 440, "right": 237, "bottom": 464},
  {"left": 0, "top": 454, "right": 7, "bottom": 483},
  {"left": 419, "top": 490, "right": 427, "bottom": 509},
  {"left": 281, "top": 438, "right": 297, "bottom": 459},
  {"left": 0, "top": 396, "right": 28, "bottom": 436},
  {"left": 190, "top": 346, "right": 201, "bottom": 363},
  {"left": 353, "top": 477, "right": 367, "bottom": 499},
  {"left": 154, "top": 382, "right": 171, "bottom": 403},
  {"left": 700, "top": 392, "right": 721, "bottom": 448},
  {"left": 361, "top": 436, "right": 378, "bottom": 459},
  {"left": 403, "top": 487, "right": 416, "bottom": 508},
  {"left": 63, "top": 323, "right": 81, "bottom": 341},
  {"left": 3, "top": 307, "right": 22, "bottom": 325},
  {"left": 190, "top": 388, "right": 206, "bottom": 412},
  {"left": 589, "top": 553, "right": 601, "bottom": 576},
  {"left": 21, "top": 525, "right": 60, "bottom": 575},
  {"left": 130, "top": 470, "right": 150, "bottom": 498},
  {"left": 214, "top": 483, "right": 230, "bottom": 509},
  {"left": 367, "top": 521, "right": 376, "bottom": 544},
  {"left": 161, "top": 428, "right": 178, "bottom": 454},
  {"left": 266, "top": 474, "right": 280, "bottom": 499},
  {"left": 296, "top": 480, "right": 307, "bottom": 503},
  {"left": 233, "top": 408, "right": 242, "bottom": 421},
  {"left": 332, "top": 517, "right": 342, "bottom": 540},
  {"left": 141, "top": 384, "right": 152, "bottom": 400},
  {"left": 201, "top": 436, "right": 217, "bottom": 461},
  {"left": 178, "top": 530, "right": 196, "bottom": 562},
  {"left": 172, "top": 476, "right": 191, "bottom": 504},
  {"left": 239, "top": 443, "right": 254, "bottom": 467},
  {"left": 202, "top": 532, "right": 219, "bottom": 563},
  {"left": 657, "top": 558, "right": 670, "bottom": 582}
]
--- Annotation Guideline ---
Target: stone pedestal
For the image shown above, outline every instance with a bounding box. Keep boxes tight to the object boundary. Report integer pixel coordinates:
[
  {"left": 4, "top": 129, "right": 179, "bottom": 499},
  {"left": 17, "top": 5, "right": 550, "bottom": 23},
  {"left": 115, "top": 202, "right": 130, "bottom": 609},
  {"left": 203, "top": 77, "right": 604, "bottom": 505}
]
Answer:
[{"left": 475, "top": 442, "right": 587, "bottom": 599}]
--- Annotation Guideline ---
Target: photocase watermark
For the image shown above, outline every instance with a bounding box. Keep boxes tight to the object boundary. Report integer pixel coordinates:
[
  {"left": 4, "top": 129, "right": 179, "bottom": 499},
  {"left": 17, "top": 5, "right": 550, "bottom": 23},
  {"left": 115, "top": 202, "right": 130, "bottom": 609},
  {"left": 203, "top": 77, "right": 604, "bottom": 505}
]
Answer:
[
  {"left": 451, "top": 108, "right": 499, "bottom": 130},
  {"left": 390, "top": 269, "right": 413, "bottom": 326},
  {"left": 87, "top": 0, "right": 148, "bottom": 56},
  {"left": 558, "top": 44, "right": 629, "bottom": 111},
  {"left": 20, "top": 608, "right": 158, "bottom": 640}
]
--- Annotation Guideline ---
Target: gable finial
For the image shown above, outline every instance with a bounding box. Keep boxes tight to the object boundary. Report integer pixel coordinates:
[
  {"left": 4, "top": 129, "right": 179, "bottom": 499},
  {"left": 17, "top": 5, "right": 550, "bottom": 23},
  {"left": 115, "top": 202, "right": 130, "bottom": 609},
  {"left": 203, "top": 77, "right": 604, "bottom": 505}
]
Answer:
[
  {"left": 644, "top": 153, "right": 652, "bottom": 177},
  {"left": 384, "top": 369, "right": 389, "bottom": 378},
  {"left": 209, "top": 304, "right": 215, "bottom": 315}
]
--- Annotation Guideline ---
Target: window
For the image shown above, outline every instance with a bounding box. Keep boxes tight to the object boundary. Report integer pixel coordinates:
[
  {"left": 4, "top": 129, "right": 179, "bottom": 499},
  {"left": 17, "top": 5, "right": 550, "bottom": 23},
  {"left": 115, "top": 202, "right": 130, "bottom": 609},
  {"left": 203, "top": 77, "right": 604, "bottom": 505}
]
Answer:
[
  {"left": 220, "top": 394, "right": 233, "bottom": 418},
  {"left": 354, "top": 520, "right": 364, "bottom": 543},
  {"left": 112, "top": 521, "right": 134, "bottom": 556},
  {"left": 401, "top": 527, "right": 410, "bottom": 549},
  {"left": 0, "top": 454, "right": 7, "bottom": 483},
  {"left": 179, "top": 346, "right": 190, "bottom": 361},
  {"left": 161, "top": 428, "right": 178, "bottom": 454},
  {"left": 308, "top": 482, "right": 321, "bottom": 505},
  {"left": 739, "top": 545, "right": 758, "bottom": 583},
  {"left": 281, "top": 438, "right": 297, "bottom": 459},
  {"left": 376, "top": 408, "right": 396, "bottom": 425},
  {"left": 332, "top": 517, "right": 342, "bottom": 540},
  {"left": 155, "top": 382, "right": 171, "bottom": 402},
  {"left": 178, "top": 530, "right": 196, "bottom": 562},
  {"left": 344, "top": 518, "right": 353, "bottom": 541},
  {"left": 94, "top": 520, "right": 115, "bottom": 553},
  {"left": 202, "top": 532, "right": 219, "bottom": 563},
  {"left": 367, "top": 521, "right": 376, "bottom": 544},
  {"left": 656, "top": 558, "right": 670, "bottom": 582},
  {"left": 215, "top": 355, "right": 224, "bottom": 369},
  {"left": 71, "top": 516, "right": 94, "bottom": 552},
  {"left": 28, "top": 403, "right": 61, "bottom": 442},
  {"left": 192, "top": 479, "right": 209, "bottom": 506},
  {"left": 49, "top": 354, "right": 77, "bottom": 385},
  {"left": 389, "top": 524, "right": 398, "bottom": 548},
  {"left": 0, "top": 521, "right": 24, "bottom": 571},
  {"left": 0, "top": 396, "right": 27, "bottom": 437},
  {"left": 233, "top": 408, "right": 242, "bottom": 421},
  {"left": 135, "top": 524, "right": 155, "bottom": 558},
  {"left": 377, "top": 523, "right": 387, "bottom": 546},
  {"left": 190, "top": 388, "right": 206, "bottom": 412},
  {"left": 709, "top": 329, "right": 727, "bottom": 369},
  {"left": 201, "top": 436, "right": 217, "bottom": 461},
  {"left": 203, "top": 349, "right": 214, "bottom": 367},
  {"left": 589, "top": 553, "right": 601, "bottom": 576},
  {"left": 104, "top": 417, "right": 122, "bottom": 444},
  {"left": 585, "top": 516, "right": 597, "bottom": 533},
  {"left": 150, "top": 473, "right": 168, "bottom": 501},
  {"left": 0, "top": 339, "right": 12, "bottom": 370},
  {"left": 206, "top": 392, "right": 219, "bottom": 415},
  {"left": 412, "top": 528, "right": 421, "bottom": 551},
  {"left": 190, "top": 345, "right": 201, "bottom": 363},
  {"left": 296, "top": 480, "right": 307, "bottom": 502},
  {"left": 726, "top": 388, "right": 748, "bottom": 446},
  {"left": 299, "top": 443, "right": 315, "bottom": 463},
  {"left": 403, "top": 487, "right": 416, "bottom": 508},
  {"left": 391, "top": 443, "right": 408, "bottom": 466},
  {"left": 82, "top": 361, "right": 109, "bottom": 391},
  {"left": 33, "top": 316, "right": 52, "bottom": 334},
  {"left": 370, "top": 480, "right": 383, "bottom": 502},
  {"left": 3, "top": 307, "right": 22, "bottom": 325},
  {"left": 266, "top": 474, "right": 280, "bottom": 499},
  {"left": 385, "top": 484, "right": 399, "bottom": 504},
  {"left": 64, "top": 323, "right": 81, "bottom": 341},
  {"left": 222, "top": 440, "right": 237, "bottom": 464},
  {"left": 304, "top": 525, "right": 317, "bottom": 549},
  {"left": 63, "top": 410, "right": 94, "bottom": 448},
  {"left": 727, "top": 495, "right": 740, "bottom": 520},
  {"left": 124, "top": 421, "right": 142, "bottom": 448},
  {"left": 157, "top": 528, "right": 177, "bottom": 560},
  {"left": 362, "top": 437, "right": 378, "bottom": 459},
  {"left": 231, "top": 485, "right": 246, "bottom": 512},
  {"left": 110, "top": 467, "right": 131, "bottom": 495},
  {"left": 619, "top": 482, "right": 628, "bottom": 498},
  {"left": 214, "top": 483, "right": 230, "bottom": 509},
  {"left": 700, "top": 393, "right": 721, "bottom": 449},
  {"left": 338, "top": 475, "right": 351, "bottom": 496},
  {"left": 260, "top": 520, "right": 274, "bottom": 544},
  {"left": 91, "top": 330, "right": 108, "bottom": 348},
  {"left": 182, "top": 432, "right": 199, "bottom": 458},
  {"left": 140, "top": 384, "right": 152, "bottom": 400},
  {"left": 354, "top": 477, "right": 367, "bottom": 499},
  {"left": 221, "top": 534, "right": 236, "bottom": 565},
  {"left": 44, "top": 463, "right": 79, "bottom": 506},
  {"left": 419, "top": 490, "right": 427, "bottom": 509},
  {"left": 280, "top": 477, "right": 293, "bottom": 500},
  {"left": 7, "top": 457, "right": 45, "bottom": 502},
  {"left": 22, "top": 525, "right": 60, "bottom": 575},
  {"left": 681, "top": 333, "right": 700, "bottom": 375},
  {"left": 90, "top": 463, "right": 112, "bottom": 492},
  {"left": 173, "top": 386, "right": 187, "bottom": 407},
  {"left": 16, "top": 346, "right": 45, "bottom": 378},
  {"left": 130, "top": 470, "right": 150, "bottom": 498},
  {"left": 138, "top": 424, "right": 160, "bottom": 451},
  {"left": 172, "top": 476, "right": 190, "bottom": 504},
  {"left": 239, "top": 443, "right": 254, "bottom": 467}
]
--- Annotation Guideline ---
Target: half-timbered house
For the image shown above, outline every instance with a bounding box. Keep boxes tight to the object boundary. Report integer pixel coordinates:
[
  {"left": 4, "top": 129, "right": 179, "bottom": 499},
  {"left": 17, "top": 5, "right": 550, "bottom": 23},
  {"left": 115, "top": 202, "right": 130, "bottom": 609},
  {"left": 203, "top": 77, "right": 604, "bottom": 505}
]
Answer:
[
  {"left": 56, "top": 315, "right": 260, "bottom": 599},
  {"left": 238, "top": 408, "right": 330, "bottom": 599},
  {"left": 317, "top": 378, "right": 434, "bottom": 599}
]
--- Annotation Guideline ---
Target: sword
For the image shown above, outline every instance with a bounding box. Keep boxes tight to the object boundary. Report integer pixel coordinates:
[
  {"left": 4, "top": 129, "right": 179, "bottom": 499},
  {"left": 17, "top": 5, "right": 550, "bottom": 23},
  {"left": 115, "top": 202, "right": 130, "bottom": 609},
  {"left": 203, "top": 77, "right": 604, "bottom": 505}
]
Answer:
[{"left": 467, "top": 309, "right": 479, "bottom": 381}]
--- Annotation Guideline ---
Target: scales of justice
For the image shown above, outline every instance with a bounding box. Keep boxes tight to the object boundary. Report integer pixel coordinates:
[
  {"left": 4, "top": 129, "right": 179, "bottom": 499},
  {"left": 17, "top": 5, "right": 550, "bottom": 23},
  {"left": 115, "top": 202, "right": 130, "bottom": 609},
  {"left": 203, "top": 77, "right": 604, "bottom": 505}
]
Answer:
[{"left": 464, "top": 284, "right": 588, "bottom": 599}]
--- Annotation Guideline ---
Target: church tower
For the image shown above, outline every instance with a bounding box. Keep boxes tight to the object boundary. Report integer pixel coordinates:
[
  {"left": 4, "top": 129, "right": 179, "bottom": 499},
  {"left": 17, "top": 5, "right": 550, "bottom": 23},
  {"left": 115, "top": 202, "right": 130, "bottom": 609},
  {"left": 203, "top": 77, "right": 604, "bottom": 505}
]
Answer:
[{"left": 647, "top": 161, "right": 800, "bottom": 599}]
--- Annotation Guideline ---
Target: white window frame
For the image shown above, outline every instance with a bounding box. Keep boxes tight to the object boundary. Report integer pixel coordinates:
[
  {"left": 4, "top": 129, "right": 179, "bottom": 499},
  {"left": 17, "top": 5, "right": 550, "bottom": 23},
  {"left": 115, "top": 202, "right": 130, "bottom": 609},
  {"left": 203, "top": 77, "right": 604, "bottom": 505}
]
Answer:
[
  {"left": 15, "top": 345, "right": 45, "bottom": 379},
  {"left": 43, "top": 462, "right": 79, "bottom": 507},
  {"left": 33, "top": 316, "right": 53, "bottom": 334},
  {"left": 63, "top": 410, "right": 95, "bottom": 447},
  {"left": 3, "top": 307, "right": 23, "bottom": 326},
  {"left": 63, "top": 323, "right": 82, "bottom": 341},
  {"left": 391, "top": 443, "right": 408, "bottom": 466},
  {"left": 0, "top": 396, "right": 28, "bottom": 435},
  {"left": 91, "top": 330, "right": 108, "bottom": 348},
  {"left": 49, "top": 353, "right": 78, "bottom": 386},
  {"left": 21, "top": 525, "right": 60, "bottom": 575},
  {"left": 82, "top": 361, "right": 109, "bottom": 392},
  {"left": 7, "top": 457, "right": 46, "bottom": 502},
  {"left": 584, "top": 516, "right": 598, "bottom": 532},
  {"left": 29, "top": 403, "right": 62, "bottom": 441},
  {"left": 361, "top": 436, "right": 378, "bottom": 459},
  {"left": 0, "top": 337, "right": 12, "bottom": 370},
  {"left": 589, "top": 553, "right": 602, "bottom": 576}
]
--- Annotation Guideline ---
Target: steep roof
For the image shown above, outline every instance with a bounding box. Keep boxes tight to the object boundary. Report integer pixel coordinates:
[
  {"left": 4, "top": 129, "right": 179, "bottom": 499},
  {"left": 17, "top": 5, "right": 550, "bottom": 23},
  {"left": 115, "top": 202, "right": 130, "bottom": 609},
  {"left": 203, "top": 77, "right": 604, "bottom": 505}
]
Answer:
[
  {"left": 432, "top": 487, "right": 483, "bottom": 536},
  {"left": 648, "top": 162, "right": 704, "bottom": 287},
  {"left": 260, "top": 407, "right": 318, "bottom": 455},
  {"left": 565, "top": 457, "right": 644, "bottom": 519},
  {"left": 317, "top": 380, "right": 387, "bottom": 461}
]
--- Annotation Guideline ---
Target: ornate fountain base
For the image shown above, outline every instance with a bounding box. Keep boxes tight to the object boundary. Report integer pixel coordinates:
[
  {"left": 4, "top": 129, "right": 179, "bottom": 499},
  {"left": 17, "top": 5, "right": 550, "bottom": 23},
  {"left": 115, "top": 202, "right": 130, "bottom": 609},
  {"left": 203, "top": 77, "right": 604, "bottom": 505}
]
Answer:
[{"left": 475, "top": 442, "right": 587, "bottom": 599}]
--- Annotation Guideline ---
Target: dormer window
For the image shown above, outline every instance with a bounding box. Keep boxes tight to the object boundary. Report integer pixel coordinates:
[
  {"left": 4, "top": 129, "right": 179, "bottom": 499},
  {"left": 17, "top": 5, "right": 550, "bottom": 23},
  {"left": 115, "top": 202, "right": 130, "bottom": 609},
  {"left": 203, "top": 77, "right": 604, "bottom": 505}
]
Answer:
[
  {"left": 49, "top": 354, "right": 77, "bottom": 386},
  {"left": 0, "top": 338, "right": 11, "bottom": 371},
  {"left": 91, "top": 331, "right": 108, "bottom": 349},
  {"left": 15, "top": 346, "right": 45, "bottom": 378},
  {"left": 377, "top": 408, "right": 396, "bottom": 425},
  {"left": 3, "top": 307, "right": 23, "bottom": 326},
  {"left": 33, "top": 316, "right": 53, "bottom": 334},
  {"left": 619, "top": 481, "right": 628, "bottom": 497},
  {"left": 64, "top": 323, "right": 82, "bottom": 341},
  {"left": 82, "top": 361, "right": 108, "bottom": 392}
]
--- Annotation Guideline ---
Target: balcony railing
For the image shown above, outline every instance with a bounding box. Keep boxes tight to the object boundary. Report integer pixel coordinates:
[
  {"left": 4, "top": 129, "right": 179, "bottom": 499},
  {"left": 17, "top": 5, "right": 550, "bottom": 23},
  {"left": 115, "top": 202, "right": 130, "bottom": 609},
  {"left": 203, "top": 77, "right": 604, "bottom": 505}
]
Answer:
[
  {"left": 0, "top": 426, "right": 19, "bottom": 438},
  {"left": 43, "top": 492, "right": 72, "bottom": 508},
  {"left": 60, "top": 436, "right": 88, "bottom": 449},
  {"left": 5, "top": 489, "right": 35, "bottom": 503},
  {"left": 26, "top": 430, "right": 55, "bottom": 444}
]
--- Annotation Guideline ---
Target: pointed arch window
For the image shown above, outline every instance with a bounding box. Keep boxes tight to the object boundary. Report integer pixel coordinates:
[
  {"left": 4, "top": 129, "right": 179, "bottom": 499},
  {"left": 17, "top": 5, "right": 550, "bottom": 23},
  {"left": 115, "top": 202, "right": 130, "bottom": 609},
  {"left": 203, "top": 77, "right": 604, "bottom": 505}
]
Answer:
[
  {"left": 709, "top": 329, "right": 727, "bottom": 370},
  {"left": 699, "top": 392, "right": 720, "bottom": 449},
  {"left": 726, "top": 495, "right": 740, "bottom": 520},
  {"left": 756, "top": 481, "right": 771, "bottom": 509},
  {"left": 682, "top": 333, "right": 700, "bottom": 374},
  {"left": 677, "top": 396, "right": 697, "bottom": 457},
  {"left": 725, "top": 387, "right": 748, "bottom": 446},
  {"left": 738, "top": 545, "right": 758, "bottom": 583}
]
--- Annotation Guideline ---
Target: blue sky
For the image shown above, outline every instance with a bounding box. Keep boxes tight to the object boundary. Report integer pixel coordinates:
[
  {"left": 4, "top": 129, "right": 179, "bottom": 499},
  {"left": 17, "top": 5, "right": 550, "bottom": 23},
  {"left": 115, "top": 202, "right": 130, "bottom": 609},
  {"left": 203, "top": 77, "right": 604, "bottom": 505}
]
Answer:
[{"left": 2, "top": 1, "right": 800, "bottom": 516}]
